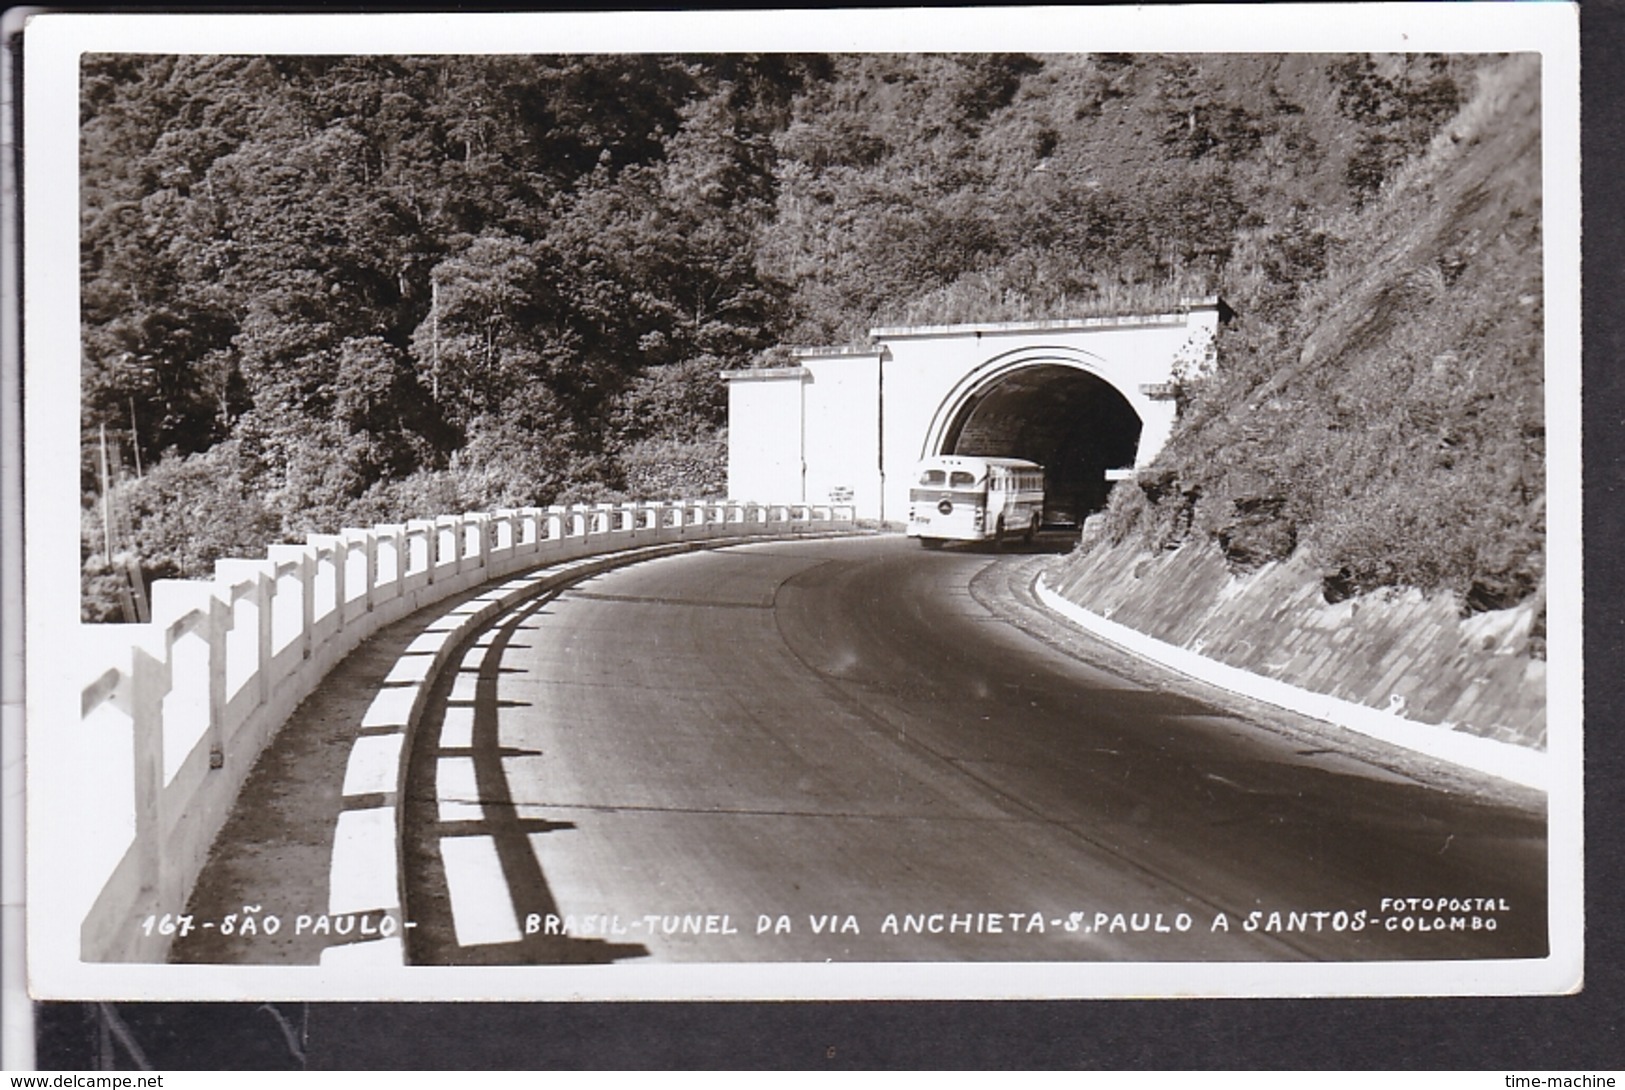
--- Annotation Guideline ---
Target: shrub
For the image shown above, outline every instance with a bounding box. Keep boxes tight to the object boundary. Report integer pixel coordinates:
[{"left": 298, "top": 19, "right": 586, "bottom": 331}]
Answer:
[
  {"left": 617, "top": 432, "right": 728, "bottom": 500},
  {"left": 82, "top": 440, "right": 281, "bottom": 612},
  {"left": 449, "top": 415, "right": 598, "bottom": 511}
]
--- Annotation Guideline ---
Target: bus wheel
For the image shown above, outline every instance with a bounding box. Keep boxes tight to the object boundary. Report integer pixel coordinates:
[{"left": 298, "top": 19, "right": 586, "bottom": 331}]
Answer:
[{"left": 918, "top": 537, "right": 944, "bottom": 549}]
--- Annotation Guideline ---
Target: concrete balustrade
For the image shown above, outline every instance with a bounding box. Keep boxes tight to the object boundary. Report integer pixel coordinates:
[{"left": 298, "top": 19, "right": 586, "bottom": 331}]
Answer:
[{"left": 77, "top": 499, "right": 855, "bottom": 960}]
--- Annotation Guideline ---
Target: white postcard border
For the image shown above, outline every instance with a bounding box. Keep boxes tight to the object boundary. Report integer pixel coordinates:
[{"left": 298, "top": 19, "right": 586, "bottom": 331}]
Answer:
[{"left": 21, "top": 4, "right": 1583, "bottom": 1001}]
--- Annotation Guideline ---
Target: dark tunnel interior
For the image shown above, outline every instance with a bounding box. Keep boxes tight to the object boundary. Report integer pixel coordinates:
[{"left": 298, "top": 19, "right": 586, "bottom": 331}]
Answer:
[{"left": 941, "top": 365, "right": 1142, "bottom": 525}]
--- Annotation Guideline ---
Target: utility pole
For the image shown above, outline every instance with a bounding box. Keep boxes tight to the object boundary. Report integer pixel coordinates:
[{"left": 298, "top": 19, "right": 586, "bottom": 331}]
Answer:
[
  {"left": 431, "top": 275, "right": 441, "bottom": 401},
  {"left": 98, "top": 424, "right": 114, "bottom": 562},
  {"left": 127, "top": 396, "right": 142, "bottom": 478},
  {"left": 98, "top": 425, "right": 139, "bottom": 622}
]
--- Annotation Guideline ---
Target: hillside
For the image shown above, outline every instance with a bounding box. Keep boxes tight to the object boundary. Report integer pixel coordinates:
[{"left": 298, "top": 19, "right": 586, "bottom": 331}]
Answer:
[
  {"left": 79, "top": 51, "right": 1525, "bottom": 620},
  {"left": 1081, "top": 55, "right": 1545, "bottom": 626}
]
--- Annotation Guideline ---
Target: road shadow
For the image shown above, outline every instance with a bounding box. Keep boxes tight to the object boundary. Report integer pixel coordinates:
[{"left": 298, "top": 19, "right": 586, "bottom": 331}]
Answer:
[
  {"left": 402, "top": 592, "right": 650, "bottom": 966},
  {"left": 920, "top": 529, "right": 1081, "bottom": 556}
]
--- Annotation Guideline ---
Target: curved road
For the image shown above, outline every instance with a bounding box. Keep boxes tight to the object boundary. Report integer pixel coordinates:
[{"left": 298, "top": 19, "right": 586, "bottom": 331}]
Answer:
[{"left": 401, "top": 535, "right": 1546, "bottom": 965}]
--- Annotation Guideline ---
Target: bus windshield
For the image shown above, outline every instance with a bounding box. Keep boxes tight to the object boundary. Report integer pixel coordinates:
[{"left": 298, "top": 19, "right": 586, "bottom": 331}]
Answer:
[{"left": 919, "top": 469, "right": 980, "bottom": 487}]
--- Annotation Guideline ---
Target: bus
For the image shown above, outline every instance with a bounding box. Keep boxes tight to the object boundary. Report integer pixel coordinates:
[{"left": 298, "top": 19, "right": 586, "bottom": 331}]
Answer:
[{"left": 906, "top": 455, "right": 1045, "bottom": 548}]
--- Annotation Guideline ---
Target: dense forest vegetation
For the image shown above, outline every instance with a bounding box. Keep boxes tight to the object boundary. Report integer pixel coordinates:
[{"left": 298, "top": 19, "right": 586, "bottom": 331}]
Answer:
[{"left": 80, "top": 52, "right": 1541, "bottom": 622}]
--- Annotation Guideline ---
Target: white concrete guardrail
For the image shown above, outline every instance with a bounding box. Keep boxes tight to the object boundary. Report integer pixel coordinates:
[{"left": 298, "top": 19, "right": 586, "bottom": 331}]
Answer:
[{"left": 75, "top": 499, "right": 855, "bottom": 961}]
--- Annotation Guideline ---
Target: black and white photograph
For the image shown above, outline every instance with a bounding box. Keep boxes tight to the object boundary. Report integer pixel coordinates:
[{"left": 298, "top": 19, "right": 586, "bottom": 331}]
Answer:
[{"left": 19, "top": 6, "right": 1582, "bottom": 1004}]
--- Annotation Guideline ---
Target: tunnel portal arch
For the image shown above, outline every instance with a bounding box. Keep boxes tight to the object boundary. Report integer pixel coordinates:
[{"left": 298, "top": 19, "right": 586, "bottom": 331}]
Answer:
[
  {"left": 724, "top": 302, "right": 1221, "bottom": 523},
  {"left": 924, "top": 353, "right": 1145, "bottom": 525}
]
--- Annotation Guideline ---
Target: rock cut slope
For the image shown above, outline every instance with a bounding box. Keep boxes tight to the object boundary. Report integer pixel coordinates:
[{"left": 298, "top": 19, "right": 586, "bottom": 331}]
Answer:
[{"left": 1053, "top": 55, "right": 1548, "bottom": 750}]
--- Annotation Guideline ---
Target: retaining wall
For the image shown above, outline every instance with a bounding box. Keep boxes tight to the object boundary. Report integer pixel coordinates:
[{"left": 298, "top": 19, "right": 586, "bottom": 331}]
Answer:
[
  {"left": 1048, "top": 537, "right": 1546, "bottom": 755},
  {"left": 76, "top": 499, "right": 854, "bottom": 961}
]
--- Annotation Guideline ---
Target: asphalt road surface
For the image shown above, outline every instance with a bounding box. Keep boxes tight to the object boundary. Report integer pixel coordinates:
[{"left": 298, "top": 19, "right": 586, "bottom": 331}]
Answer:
[{"left": 401, "top": 534, "right": 1547, "bottom": 965}]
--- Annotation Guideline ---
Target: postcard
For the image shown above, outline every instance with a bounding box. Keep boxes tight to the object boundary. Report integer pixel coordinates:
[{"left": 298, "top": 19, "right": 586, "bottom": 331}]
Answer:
[{"left": 19, "top": 5, "right": 1582, "bottom": 1001}]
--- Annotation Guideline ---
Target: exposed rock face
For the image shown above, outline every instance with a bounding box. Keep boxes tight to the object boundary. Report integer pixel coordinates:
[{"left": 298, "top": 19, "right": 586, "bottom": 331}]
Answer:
[{"left": 1050, "top": 537, "right": 1546, "bottom": 750}]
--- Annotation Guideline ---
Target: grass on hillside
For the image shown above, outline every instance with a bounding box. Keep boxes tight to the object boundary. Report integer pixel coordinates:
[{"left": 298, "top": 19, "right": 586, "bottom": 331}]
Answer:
[
  {"left": 868, "top": 270, "right": 1215, "bottom": 331},
  {"left": 1087, "top": 55, "right": 1545, "bottom": 630}
]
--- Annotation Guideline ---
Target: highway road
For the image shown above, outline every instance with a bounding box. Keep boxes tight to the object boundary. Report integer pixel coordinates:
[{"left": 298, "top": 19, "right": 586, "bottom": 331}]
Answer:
[{"left": 400, "top": 534, "right": 1547, "bottom": 965}]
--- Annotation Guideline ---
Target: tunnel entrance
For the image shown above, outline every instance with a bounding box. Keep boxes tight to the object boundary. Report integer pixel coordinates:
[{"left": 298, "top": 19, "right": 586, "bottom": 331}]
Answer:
[{"left": 939, "top": 364, "right": 1142, "bottom": 526}]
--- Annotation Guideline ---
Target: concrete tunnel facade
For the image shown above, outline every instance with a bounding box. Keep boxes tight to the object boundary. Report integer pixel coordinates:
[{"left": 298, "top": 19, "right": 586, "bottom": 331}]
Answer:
[{"left": 724, "top": 299, "right": 1225, "bottom": 525}]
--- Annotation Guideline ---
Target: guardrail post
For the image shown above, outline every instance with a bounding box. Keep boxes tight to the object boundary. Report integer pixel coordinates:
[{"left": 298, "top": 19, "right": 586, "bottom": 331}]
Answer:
[
  {"left": 404, "top": 520, "right": 431, "bottom": 584},
  {"left": 303, "top": 536, "right": 342, "bottom": 631},
  {"left": 213, "top": 560, "right": 273, "bottom": 712},
  {"left": 333, "top": 536, "right": 350, "bottom": 613},
  {"left": 493, "top": 510, "right": 514, "bottom": 557},
  {"left": 206, "top": 592, "right": 229, "bottom": 769},
  {"left": 513, "top": 509, "right": 528, "bottom": 561},
  {"left": 467, "top": 513, "right": 491, "bottom": 572},
  {"left": 129, "top": 643, "right": 166, "bottom": 911},
  {"left": 428, "top": 520, "right": 443, "bottom": 582},
  {"left": 371, "top": 527, "right": 391, "bottom": 590},
  {"left": 265, "top": 545, "right": 314, "bottom": 660},
  {"left": 325, "top": 537, "right": 346, "bottom": 627},
  {"left": 254, "top": 569, "right": 273, "bottom": 704},
  {"left": 362, "top": 530, "right": 377, "bottom": 612},
  {"left": 433, "top": 517, "right": 456, "bottom": 578},
  {"left": 299, "top": 546, "right": 317, "bottom": 653},
  {"left": 519, "top": 509, "right": 532, "bottom": 552}
]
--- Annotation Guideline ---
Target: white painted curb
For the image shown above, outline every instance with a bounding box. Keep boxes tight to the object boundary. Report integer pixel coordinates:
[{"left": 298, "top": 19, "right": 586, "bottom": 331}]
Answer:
[
  {"left": 329, "top": 532, "right": 866, "bottom": 965},
  {"left": 1034, "top": 576, "right": 1548, "bottom": 793}
]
